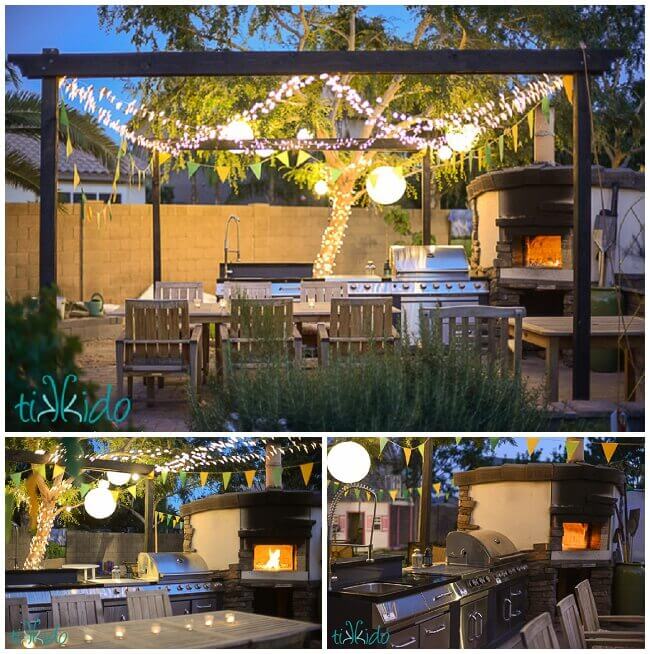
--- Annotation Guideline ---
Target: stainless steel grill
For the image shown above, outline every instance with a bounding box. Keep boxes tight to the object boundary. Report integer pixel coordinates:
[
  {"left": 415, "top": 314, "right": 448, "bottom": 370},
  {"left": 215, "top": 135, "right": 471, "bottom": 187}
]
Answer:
[
  {"left": 389, "top": 245, "right": 471, "bottom": 280},
  {"left": 137, "top": 552, "right": 210, "bottom": 582}
]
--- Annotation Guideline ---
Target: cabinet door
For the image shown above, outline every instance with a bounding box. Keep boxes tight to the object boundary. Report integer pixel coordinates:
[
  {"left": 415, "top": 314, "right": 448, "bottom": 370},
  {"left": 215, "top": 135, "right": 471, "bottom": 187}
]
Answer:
[
  {"left": 104, "top": 603, "right": 128, "bottom": 624},
  {"left": 29, "top": 610, "right": 51, "bottom": 630},
  {"left": 419, "top": 612, "right": 450, "bottom": 648},
  {"left": 389, "top": 624, "right": 419, "bottom": 649},
  {"left": 509, "top": 580, "right": 527, "bottom": 625},
  {"left": 191, "top": 597, "right": 218, "bottom": 613},
  {"left": 171, "top": 599, "right": 191, "bottom": 616}
]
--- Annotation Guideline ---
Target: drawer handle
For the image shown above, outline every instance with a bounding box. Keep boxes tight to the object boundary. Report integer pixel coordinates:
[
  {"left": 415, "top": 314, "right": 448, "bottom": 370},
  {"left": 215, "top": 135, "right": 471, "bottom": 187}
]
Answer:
[
  {"left": 195, "top": 603, "right": 212, "bottom": 609},
  {"left": 424, "top": 625, "right": 446, "bottom": 635},
  {"left": 184, "top": 609, "right": 191, "bottom": 615},
  {"left": 433, "top": 590, "right": 452, "bottom": 601},
  {"left": 392, "top": 636, "right": 417, "bottom": 648},
  {"left": 510, "top": 590, "right": 523, "bottom": 597}
]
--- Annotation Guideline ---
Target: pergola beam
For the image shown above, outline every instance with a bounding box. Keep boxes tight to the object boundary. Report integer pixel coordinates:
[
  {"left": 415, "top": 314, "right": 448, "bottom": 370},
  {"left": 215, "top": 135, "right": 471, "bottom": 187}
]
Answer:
[
  {"left": 197, "top": 138, "right": 422, "bottom": 152},
  {"left": 5, "top": 450, "right": 154, "bottom": 475},
  {"left": 9, "top": 48, "right": 621, "bottom": 78}
]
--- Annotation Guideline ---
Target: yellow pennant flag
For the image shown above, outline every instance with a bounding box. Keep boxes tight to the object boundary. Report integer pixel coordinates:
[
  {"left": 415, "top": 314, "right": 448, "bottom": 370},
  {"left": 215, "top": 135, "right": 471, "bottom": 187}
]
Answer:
[
  {"left": 299, "top": 462, "right": 314, "bottom": 486},
  {"left": 111, "top": 489, "right": 120, "bottom": 502},
  {"left": 563, "top": 75, "right": 574, "bottom": 105},
  {"left": 526, "top": 437, "right": 540, "bottom": 456},
  {"left": 158, "top": 151, "right": 172, "bottom": 166},
  {"left": 127, "top": 485, "right": 137, "bottom": 499},
  {"left": 215, "top": 165, "right": 230, "bottom": 183},
  {"left": 244, "top": 470, "right": 256, "bottom": 488},
  {"left": 601, "top": 442, "right": 618, "bottom": 463},
  {"left": 388, "top": 489, "right": 398, "bottom": 501},
  {"left": 73, "top": 164, "right": 80, "bottom": 190},
  {"left": 565, "top": 438, "right": 580, "bottom": 461},
  {"left": 66, "top": 133, "right": 73, "bottom": 158},
  {"left": 31, "top": 464, "right": 46, "bottom": 479},
  {"left": 222, "top": 471, "right": 232, "bottom": 490},
  {"left": 512, "top": 123, "right": 519, "bottom": 153},
  {"left": 417, "top": 442, "right": 426, "bottom": 458},
  {"left": 199, "top": 472, "right": 209, "bottom": 487},
  {"left": 52, "top": 464, "right": 65, "bottom": 479},
  {"left": 433, "top": 482, "right": 442, "bottom": 494},
  {"left": 404, "top": 448, "right": 412, "bottom": 466},
  {"left": 527, "top": 110, "right": 535, "bottom": 138},
  {"left": 147, "top": 471, "right": 155, "bottom": 480}
]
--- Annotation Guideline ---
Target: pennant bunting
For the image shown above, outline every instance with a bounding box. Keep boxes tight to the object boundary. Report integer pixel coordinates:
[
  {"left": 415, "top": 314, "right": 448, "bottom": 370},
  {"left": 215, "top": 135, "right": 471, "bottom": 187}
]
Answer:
[
  {"left": 388, "top": 489, "right": 398, "bottom": 501},
  {"left": 215, "top": 165, "right": 230, "bottom": 183},
  {"left": 187, "top": 161, "right": 200, "bottom": 178},
  {"left": 484, "top": 143, "right": 492, "bottom": 168},
  {"left": 379, "top": 437, "right": 389, "bottom": 456},
  {"left": 127, "top": 485, "right": 137, "bottom": 499},
  {"left": 160, "top": 470, "right": 168, "bottom": 484},
  {"left": 178, "top": 471, "right": 187, "bottom": 486},
  {"left": 31, "top": 464, "right": 46, "bottom": 479},
  {"left": 512, "top": 123, "right": 519, "bottom": 153},
  {"left": 455, "top": 437, "right": 463, "bottom": 444},
  {"left": 489, "top": 437, "right": 500, "bottom": 450},
  {"left": 59, "top": 104, "right": 70, "bottom": 127},
  {"left": 166, "top": 514, "right": 173, "bottom": 526},
  {"left": 354, "top": 488, "right": 361, "bottom": 501},
  {"left": 157, "top": 151, "right": 172, "bottom": 166},
  {"left": 416, "top": 487, "right": 422, "bottom": 497},
  {"left": 249, "top": 162, "right": 262, "bottom": 180},
  {"left": 110, "top": 489, "right": 120, "bottom": 502},
  {"left": 299, "top": 462, "right": 314, "bottom": 486},
  {"left": 329, "top": 167, "right": 342, "bottom": 182},
  {"left": 565, "top": 438, "right": 580, "bottom": 462},
  {"left": 527, "top": 110, "right": 535, "bottom": 138},
  {"left": 79, "top": 483, "right": 91, "bottom": 498},
  {"left": 417, "top": 443, "right": 426, "bottom": 459},
  {"left": 433, "top": 482, "right": 442, "bottom": 494},
  {"left": 199, "top": 472, "right": 209, "bottom": 487},
  {"left": 404, "top": 448, "right": 412, "bottom": 466},
  {"left": 222, "top": 471, "right": 232, "bottom": 490},
  {"left": 526, "top": 437, "right": 540, "bottom": 456},
  {"left": 73, "top": 165, "right": 80, "bottom": 191},
  {"left": 52, "top": 464, "right": 66, "bottom": 479},
  {"left": 498, "top": 134, "right": 505, "bottom": 162},
  {"left": 66, "top": 133, "right": 73, "bottom": 158},
  {"left": 296, "top": 150, "right": 311, "bottom": 166},
  {"left": 562, "top": 75, "right": 574, "bottom": 105},
  {"left": 10, "top": 472, "right": 22, "bottom": 486},
  {"left": 147, "top": 471, "right": 155, "bottom": 480},
  {"left": 270, "top": 466, "right": 283, "bottom": 487},
  {"left": 601, "top": 442, "right": 618, "bottom": 463},
  {"left": 276, "top": 151, "right": 290, "bottom": 167},
  {"left": 244, "top": 470, "right": 256, "bottom": 488},
  {"left": 468, "top": 151, "right": 474, "bottom": 175}
]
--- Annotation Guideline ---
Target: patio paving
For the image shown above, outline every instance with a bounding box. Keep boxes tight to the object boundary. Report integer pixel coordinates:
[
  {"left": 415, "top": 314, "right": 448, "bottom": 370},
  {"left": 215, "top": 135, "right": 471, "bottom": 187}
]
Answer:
[{"left": 77, "top": 338, "right": 642, "bottom": 431}]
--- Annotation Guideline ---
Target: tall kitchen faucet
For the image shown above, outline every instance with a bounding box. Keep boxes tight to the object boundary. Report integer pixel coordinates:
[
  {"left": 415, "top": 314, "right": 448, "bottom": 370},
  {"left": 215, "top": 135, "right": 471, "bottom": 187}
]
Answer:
[{"left": 224, "top": 214, "right": 241, "bottom": 279}]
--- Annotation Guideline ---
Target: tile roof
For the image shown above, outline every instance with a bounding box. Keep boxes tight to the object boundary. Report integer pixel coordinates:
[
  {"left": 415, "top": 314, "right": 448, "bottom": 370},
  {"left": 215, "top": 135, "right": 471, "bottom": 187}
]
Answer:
[{"left": 6, "top": 133, "right": 146, "bottom": 179}]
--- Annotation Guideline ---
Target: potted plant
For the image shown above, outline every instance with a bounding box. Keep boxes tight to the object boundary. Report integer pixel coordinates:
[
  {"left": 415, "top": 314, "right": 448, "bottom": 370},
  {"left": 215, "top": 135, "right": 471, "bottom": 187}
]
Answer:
[{"left": 43, "top": 541, "right": 66, "bottom": 569}]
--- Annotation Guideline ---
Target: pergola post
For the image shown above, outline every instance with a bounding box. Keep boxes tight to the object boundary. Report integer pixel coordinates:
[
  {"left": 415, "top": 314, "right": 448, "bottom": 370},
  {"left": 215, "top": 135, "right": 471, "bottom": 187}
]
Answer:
[
  {"left": 418, "top": 438, "right": 434, "bottom": 550},
  {"left": 152, "top": 150, "right": 162, "bottom": 284},
  {"left": 572, "top": 71, "right": 592, "bottom": 399},
  {"left": 39, "top": 49, "right": 60, "bottom": 290},
  {"left": 143, "top": 477, "right": 155, "bottom": 552},
  {"left": 421, "top": 147, "right": 432, "bottom": 245}
]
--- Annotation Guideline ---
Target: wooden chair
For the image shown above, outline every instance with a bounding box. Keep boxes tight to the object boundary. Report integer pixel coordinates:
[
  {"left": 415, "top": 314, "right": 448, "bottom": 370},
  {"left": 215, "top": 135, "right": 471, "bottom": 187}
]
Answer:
[
  {"left": 223, "top": 281, "right": 272, "bottom": 300},
  {"left": 300, "top": 280, "right": 348, "bottom": 303},
  {"left": 318, "top": 297, "right": 399, "bottom": 366},
  {"left": 115, "top": 299, "right": 202, "bottom": 403},
  {"left": 420, "top": 305, "right": 526, "bottom": 378},
  {"left": 127, "top": 589, "right": 173, "bottom": 621},
  {"left": 575, "top": 579, "right": 644, "bottom": 636},
  {"left": 154, "top": 281, "right": 203, "bottom": 302},
  {"left": 218, "top": 298, "right": 302, "bottom": 375},
  {"left": 520, "top": 612, "right": 560, "bottom": 648},
  {"left": 557, "top": 594, "right": 643, "bottom": 648},
  {"left": 6, "top": 597, "right": 30, "bottom": 632},
  {"left": 52, "top": 594, "right": 104, "bottom": 627}
]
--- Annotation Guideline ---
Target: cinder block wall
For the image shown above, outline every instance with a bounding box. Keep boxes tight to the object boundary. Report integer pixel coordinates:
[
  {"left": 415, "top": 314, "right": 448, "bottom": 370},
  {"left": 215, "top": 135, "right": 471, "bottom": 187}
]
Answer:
[{"left": 6, "top": 202, "right": 450, "bottom": 303}]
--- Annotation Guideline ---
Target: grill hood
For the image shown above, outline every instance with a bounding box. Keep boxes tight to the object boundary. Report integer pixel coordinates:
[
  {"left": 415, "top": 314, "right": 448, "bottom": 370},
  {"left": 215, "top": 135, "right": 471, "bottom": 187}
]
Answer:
[
  {"left": 389, "top": 245, "right": 470, "bottom": 280},
  {"left": 446, "top": 529, "right": 519, "bottom": 567},
  {"left": 137, "top": 552, "right": 209, "bottom": 581}
]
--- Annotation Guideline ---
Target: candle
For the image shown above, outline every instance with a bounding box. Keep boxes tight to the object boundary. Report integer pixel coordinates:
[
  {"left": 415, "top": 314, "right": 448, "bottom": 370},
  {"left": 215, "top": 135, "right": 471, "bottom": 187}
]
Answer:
[
  {"left": 150, "top": 623, "right": 161, "bottom": 635},
  {"left": 114, "top": 626, "right": 125, "bottom": 640},
  {"left": 225, "top": 612, "right": 236, "bottom": 624},
  {"left": 204, "top": 615, "right": 214, "bottom": 627},
  {"left": 83, "top": 634, "right": 93, "bottom": 644},
  {"left": 185, "top": 619, "right": 194, "bottom": 631}
]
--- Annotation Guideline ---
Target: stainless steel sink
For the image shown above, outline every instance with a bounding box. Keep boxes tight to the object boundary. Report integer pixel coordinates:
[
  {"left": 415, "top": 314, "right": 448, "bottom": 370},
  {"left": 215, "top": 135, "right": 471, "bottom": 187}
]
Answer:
[{"left": 340, "top": 582, "right": 411, "bottom": 595}]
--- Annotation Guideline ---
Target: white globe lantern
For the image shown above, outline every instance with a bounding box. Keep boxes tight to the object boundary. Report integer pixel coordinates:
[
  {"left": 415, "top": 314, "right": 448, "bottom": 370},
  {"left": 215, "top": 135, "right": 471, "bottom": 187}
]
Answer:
[
  {"left": 437, "top": 145, "right": 453, "bottom": 161},
  {"left": 296, "top": 128, "right": 314, "bottom": 140},
  {"left": 327, "top": 441, "right": 371, "bottom": 484},
  {"left": 446, "top": 124, "right": 480, "bottom": 153},
  {"left": 106, "top": 471, "right": 131, "bottom": 486},
  {"left": 313, "top": 179, "right": 329, "bottom": 197},
  {"left": 84, "top": 479, "right": 117, "bottom": 519},
  {"left": 365, "top": 166, "right": 406, "bottom": 205},
  {"left": 222, "top": 120, "right": 254, "bottom": 153}
]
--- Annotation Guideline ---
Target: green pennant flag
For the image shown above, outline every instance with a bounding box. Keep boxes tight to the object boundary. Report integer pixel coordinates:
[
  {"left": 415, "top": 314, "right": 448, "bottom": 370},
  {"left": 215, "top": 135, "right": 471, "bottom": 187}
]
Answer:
[
  {"left": 489, "top": 437, "right": 500, "bottom": 450},
  {"left": 296, "top": 150, "right": 311, "bottom": 167},
  {"left": 167, "top": 514, "right": 173, "bottom": 526},
  {"left": 160, "top": 470, "right": 168, "bottom": 484},
  {"left": 455, "top": 436, "right": 462, "bottom": 444},
  {"left": 527, "top": 110, "right": 535, "bottom": 138},
  {"left": 10, "top": 472, "right": 22, "bottom": 486},
  {"left": 379, "top": 437, "right": 389, "bottom": 456},
  {"left": 498, "top": 134, "right": 505, "bottom": 162},
  {"left": 565, "top": 438, "right": 580, "bottom": 462},
  {"left": 59, "top": 104, "right": 69, "bottom": 128},
  {"left": 187, "top": 161, "right": 200, "bottom": 178},
  {"left": 541, "top": 96, "right": 551, "bottom": 124},
  {"left": 270, "top": 466, "right": 283, "bottom": 487},
  {"left": 416, "top": 486, "right": 422, "bottom": 497},
  {"left": 80, "top": 483, "right": 91, "bottom": 498},
  {"left": 127, "top": 485, "right": 137, "bottom": 499},
  {"left": 222, "top": 471, "right": 232, "bottom": 490},
  {"left": 354, "top": 488, "right": 361, "bottom": 501},
  {"left": 468, "top": 151, "right": 474, "bottom": 175},
  {"left": 417, "top": 443, "right": 426, "bottom": 459},
  {"left": 179, "top": 471, "right": 187, "bottom": 486},
  {"left": 276, "top": 151, "right": 290, "bottom": 167},
  {"left": 329, "top": 167, "right": 342, "bottom": 182},
  {"left": 249, "top": 162, "right": 263, "bottom": 180},
  {"left": 484, "top": 143, "right": 492, "bottom": 168}
]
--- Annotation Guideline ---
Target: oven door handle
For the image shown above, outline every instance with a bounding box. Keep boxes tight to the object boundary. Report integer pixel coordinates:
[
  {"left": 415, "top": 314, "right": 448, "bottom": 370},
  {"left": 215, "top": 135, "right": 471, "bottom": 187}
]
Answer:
[
  {"left": 468, "top": 613, "right": 476, "bottom": 642},
  {"left": 475, "top": 611, "right": 484, "bottom": 638},
  {"left": 510, "top": 590, "right": 523, "bottom": 597},
  {"left": 392, "top": 636, "right": 417, "bottom": 648},
  {"left": 424, "top": 624, "right": 447, "bottom": 636},
  {"left": 194, "top": 603, "right": 213, "bottom": 609},
  {"left": 503, "top": 598, "right": 512, "bottom": 622}
]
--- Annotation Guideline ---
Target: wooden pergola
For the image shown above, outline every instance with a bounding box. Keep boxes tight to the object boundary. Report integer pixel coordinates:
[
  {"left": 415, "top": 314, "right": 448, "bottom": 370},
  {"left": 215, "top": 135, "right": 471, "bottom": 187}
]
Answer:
[{"left": 8, "top": 47, "right": 621, "bottom": 400}]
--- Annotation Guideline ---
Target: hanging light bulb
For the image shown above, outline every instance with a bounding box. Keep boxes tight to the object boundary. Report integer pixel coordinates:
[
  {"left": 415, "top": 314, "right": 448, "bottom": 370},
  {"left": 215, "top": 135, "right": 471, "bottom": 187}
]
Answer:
[
  {"left": 222, "top": 120, "right": 254, "bottom": 153},
  {"left": 296, "top": 128, "right": 314, "bottom": 140},
  {"left": 106, "top": 471, "right": 131, "bottom": 486},
  {"left": 327, "top": 441, "right": 371, "bottom": 483},
  {"left": 437, "top": 145, "right": 453, "bottom": 161},
  {"left": 313, "top": 179, "right": 329, "bottom": 197},
  {"left": 446, "top": 124, "right": 480, "bottom": 153},
  {"left": 84, "top": 479, "right": 117, "bottom": 519},
  {"left": 365, "top": 166, "right": 406, "bottom": 205}
]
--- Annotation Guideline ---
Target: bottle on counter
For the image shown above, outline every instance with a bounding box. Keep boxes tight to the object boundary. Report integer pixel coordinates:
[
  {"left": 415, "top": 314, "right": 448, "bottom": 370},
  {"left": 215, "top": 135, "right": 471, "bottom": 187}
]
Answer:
[
  {"left": 411, "top": 547, "right": 423, "bottom": 569},
  {"left": 383, "top": 259, "right": 391, "bottom": 277},
  {"left": 423, "top": 547, "right": 433, "bottom": 567}
]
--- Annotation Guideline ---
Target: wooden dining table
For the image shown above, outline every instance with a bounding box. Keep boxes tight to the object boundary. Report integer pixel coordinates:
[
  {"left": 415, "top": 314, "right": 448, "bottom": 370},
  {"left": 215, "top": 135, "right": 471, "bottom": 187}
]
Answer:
[
  {"left": 508, "top": 315, "right": 645, "bottom": 402},
  {"left": 5, "top": 610, "right": 319, "bottom": 649}
]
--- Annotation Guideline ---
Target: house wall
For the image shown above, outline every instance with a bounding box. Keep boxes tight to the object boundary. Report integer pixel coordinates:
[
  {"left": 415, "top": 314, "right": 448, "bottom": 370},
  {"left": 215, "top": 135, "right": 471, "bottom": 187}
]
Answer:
[
  {"left": 5, "top": 182, "right": 145, "bottom": 204},
  {"left": 5, "top": 202, "right": 450, "bottom": 303}
]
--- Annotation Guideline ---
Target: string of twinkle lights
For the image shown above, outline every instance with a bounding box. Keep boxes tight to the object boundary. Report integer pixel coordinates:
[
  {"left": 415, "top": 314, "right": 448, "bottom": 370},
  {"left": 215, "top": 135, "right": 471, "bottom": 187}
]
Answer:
[{"left": 60, "top": 73, "right": 563, "bottom": 158}]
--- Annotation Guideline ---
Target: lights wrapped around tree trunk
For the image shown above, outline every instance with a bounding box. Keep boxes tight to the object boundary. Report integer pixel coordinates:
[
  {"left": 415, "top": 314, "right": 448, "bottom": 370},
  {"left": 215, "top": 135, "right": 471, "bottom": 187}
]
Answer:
[{"left": 313, "top": 188, "right": 354, "bottom": 277}]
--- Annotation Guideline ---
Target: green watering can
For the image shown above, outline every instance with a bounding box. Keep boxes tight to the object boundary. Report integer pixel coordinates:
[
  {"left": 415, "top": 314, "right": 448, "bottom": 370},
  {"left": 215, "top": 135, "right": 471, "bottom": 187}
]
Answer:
[{"left": 85, "top": 292, "right": 104, "bottom": 317}]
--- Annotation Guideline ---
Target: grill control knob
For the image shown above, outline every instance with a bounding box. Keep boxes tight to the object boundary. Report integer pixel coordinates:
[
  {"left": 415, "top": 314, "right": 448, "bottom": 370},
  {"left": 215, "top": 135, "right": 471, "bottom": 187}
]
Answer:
[
  {"left": 364, "top": 284, "right": 371, "bottom": 290},
  {"left": 350, "top": 284, "right": 358, "bottom": 290},
  {"left": 459, "top": 283, "right": 466, "bottom": 289},
  {"left": 433, "top": 283, "right": 440, "bottom": 289},
  {"left": 203, "top": 584, "right": 209, "bottom": 589},
  {"left": 446, "top": 283, "right": 453, "bottom": 289},
  {"left": 177, "top": 585, "right": 183, "bottom": 591},
  {"left": 195, "top": 584, "right": 201, "bottom": 590},
  {"left": 402, "top": 284, "right": 410, "bottom": 290},
  {"left": 114, "top": 588, "right": 120, "bottom": 595},
  {"left": 186, "top": 584, "right": 192, "bottom": 590},
  {"left": 420, "top": 283, "right": 427, "bottom": 290}
]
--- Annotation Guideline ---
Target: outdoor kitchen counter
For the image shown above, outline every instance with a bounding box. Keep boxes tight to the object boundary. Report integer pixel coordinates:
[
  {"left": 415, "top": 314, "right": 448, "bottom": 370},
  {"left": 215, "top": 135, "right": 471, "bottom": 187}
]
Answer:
[{"left": 6, "top": 610, "right": 319, "bottom": 649}]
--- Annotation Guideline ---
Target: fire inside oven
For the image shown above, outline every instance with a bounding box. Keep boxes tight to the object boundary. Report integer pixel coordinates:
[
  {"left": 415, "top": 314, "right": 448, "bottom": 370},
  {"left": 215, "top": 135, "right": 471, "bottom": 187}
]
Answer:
[
  {"left": 253, "top": 544, "right": 296, "bottom": 572},
  {"left": 561, "top": 522, "right": 603, "bottom": 551},
  {"left": 524, "top": 235, "right": 563, "bottom": 268}
]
